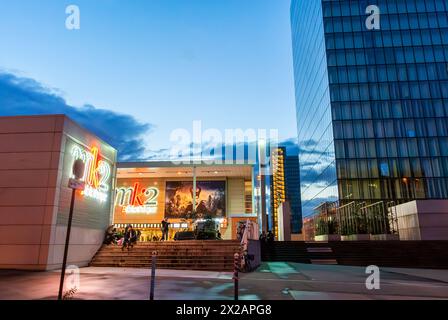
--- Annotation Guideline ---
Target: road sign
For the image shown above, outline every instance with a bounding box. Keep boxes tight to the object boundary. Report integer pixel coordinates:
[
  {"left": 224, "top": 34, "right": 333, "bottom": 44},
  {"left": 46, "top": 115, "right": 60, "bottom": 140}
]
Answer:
[
  {"left": 72, "top": 159, "right": 85, "bottom": 180},
  {"left": 68, "top": 178, "right": 85, "bottom": 191}
]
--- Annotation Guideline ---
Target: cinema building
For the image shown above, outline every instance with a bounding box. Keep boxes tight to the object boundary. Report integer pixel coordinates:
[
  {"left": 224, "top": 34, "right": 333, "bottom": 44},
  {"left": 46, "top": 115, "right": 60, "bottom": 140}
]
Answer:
[
  {"left": 0, "top": 115, "right": 258, "bottom": 270},
  {"left": 0, "top": 115, "right": 117, "bottom": 270},
  {"left": 113, "top": 161, "right": 257, "bottom": 241}
]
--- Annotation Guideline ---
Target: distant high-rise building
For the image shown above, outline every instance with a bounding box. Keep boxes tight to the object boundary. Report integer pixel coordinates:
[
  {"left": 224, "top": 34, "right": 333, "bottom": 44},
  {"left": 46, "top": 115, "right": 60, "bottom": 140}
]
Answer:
[
  {"left": 270, "top": 147, "right": 303, "bottom": 236},
  {"left": 291, "top": 0, "right": 448, "bottom": 217},
  {"left": 271, "top": 148, "right": 286, "bottom": 237}
]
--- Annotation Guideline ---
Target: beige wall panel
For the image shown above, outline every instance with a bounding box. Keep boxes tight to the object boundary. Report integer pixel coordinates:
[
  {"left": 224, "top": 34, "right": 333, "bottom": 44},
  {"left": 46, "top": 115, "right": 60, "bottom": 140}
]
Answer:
[
  {"left": 228, "top": 178, "right": 245, "bottom": 214},
  {"left": 0, "top": 206, "right": 46, "bottom": 225},
  {"left": 0, "top": 116, "right": 59, "bottom": 134},
  {"left": 0, "top": 170, "right": 53, "bottom": 188},
  {"left": 0, "top": 225, "right": 44, "bottom": 245},
  {"left": 0, "top": 245, "right": 40, "bottom": 265},
  {"left": 0, "top": 133, "right": 57, "bottom": 153},
  {"left": 0, "top": 188, "right": 49, "bottom": 206},
  {"left": 0, "top": 152, "right": 52, "bottom": 170}
]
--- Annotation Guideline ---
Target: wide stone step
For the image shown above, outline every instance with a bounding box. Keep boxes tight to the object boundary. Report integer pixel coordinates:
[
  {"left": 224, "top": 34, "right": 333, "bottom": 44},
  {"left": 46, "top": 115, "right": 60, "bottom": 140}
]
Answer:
[
  {"left": 91, "top": 240, "right": 242, "bottom": 271},
  {"left": 96, "top": 249, "right": 239, "bottom": 253},
  {"left": 96, "top": 253, "right": 239, "bottom": 258},
  {"left": 133, "top": 242, "right": 240, "bottom": 246},
  {"left": 91, "top": 263, "right": 235, "bottom": 268},
  {"left": 95, "top": 254, "right": 238, "bottom": 259},
  {"left": 90, "top": 263, "right": 234, "bottom": 271},
  {"left": 93, "top": 256, "right": 235, "bottom": 262},
  {"left": 101, "top": 247, "right": 241, "bottom": 251},
  {"left": 98, "top": 246, "right": 240, "bottom": 250},
  {"left": 92, "top": 262, "right": 235, "bottom": 268},
  {"left": 112, "top": 242, "right": 238, "bottom": 244},
  {"left": 90, "top": 260, "right": 235, "bottom": 266},
  {"left": 94, "top": 252, "right": 240, "bottom": 256}
]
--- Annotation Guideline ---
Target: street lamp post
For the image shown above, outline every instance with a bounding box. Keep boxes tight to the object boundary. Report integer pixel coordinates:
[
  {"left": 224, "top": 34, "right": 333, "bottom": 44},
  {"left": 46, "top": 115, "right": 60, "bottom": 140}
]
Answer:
[{"left": 58, "top": 159, "right": 85, "bottom": 300}]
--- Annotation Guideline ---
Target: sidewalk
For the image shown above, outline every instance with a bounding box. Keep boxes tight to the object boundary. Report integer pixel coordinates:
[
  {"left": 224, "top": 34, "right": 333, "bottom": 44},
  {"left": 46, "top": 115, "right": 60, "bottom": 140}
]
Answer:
[{"left": 0, "top": 263, "right": 447, "bottom": 300}]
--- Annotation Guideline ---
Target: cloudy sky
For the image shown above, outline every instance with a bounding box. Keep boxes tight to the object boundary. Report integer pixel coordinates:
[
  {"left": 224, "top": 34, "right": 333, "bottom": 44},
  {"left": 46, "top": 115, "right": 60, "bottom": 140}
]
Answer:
[
  {"left": 0, "top": 1, "right": 339, "bottom": 216},
  {"left": 0, "top": 0, "right": 297, "bottom": 160}
]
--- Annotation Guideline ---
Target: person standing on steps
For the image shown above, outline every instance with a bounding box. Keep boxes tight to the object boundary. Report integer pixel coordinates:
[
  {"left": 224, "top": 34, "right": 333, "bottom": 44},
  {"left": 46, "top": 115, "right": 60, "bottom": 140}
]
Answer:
[
  {"left": 161, "top": 218, "right": 170, "bottom": 241},
  {"left": 267, "top": 230, "right": 275, "bottom": 243},
  {"left": 260, "top": 231, "right": 267, "bottom": 243},
  {"left": 122, "top": 225, "right": 137, "bottom": 251}
]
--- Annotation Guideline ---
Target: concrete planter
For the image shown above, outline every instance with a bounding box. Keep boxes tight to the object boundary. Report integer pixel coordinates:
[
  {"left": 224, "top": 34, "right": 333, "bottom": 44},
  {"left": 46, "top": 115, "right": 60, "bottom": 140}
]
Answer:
[
  {"left": 341, "top": 234, "right": 371, "bottom": 241},
  {"left": 370, "top": 234, "right": 400, "bottom": 241},
  {"left": 315, "top": 235, "right": 341, "bottom": 242}
]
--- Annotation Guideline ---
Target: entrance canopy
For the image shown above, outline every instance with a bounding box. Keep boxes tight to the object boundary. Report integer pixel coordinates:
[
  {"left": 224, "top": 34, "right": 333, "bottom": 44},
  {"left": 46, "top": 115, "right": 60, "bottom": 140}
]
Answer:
[{"left": 117, "top": 161, "right": 254, "bottom": 179}]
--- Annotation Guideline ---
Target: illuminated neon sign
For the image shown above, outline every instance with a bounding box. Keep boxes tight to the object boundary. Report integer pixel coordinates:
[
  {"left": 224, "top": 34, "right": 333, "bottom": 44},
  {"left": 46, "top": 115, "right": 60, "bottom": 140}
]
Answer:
[
  {"left": 71, "top": 145, "right": 111, "bottom": 203},
  {"left": 115, "top": 182, "right": 160, "bottom": 215}
]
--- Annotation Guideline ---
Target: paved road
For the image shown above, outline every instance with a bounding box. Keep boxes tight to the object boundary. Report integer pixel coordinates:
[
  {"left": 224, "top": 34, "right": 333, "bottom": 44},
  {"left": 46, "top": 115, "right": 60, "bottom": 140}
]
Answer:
[{"left": 0, "top": 263, "right": 447, "bottom": 300}]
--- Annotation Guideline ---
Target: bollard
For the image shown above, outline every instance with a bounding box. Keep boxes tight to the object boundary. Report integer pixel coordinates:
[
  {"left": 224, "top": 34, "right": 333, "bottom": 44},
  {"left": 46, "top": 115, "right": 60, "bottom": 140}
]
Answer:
[
  {"left": 150, "top": 251, "right": 157, "bottom": 301},
  {"left": 233, "top": 253, "right": 240, "bottom": 301}
]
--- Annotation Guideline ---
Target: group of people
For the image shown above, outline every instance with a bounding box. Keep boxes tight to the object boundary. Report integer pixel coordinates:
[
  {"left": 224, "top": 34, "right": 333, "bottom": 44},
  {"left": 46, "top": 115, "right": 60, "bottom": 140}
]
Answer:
[
  {"left": 104, "top": 225, "right": 141, "bottom": 251},
  {"left": 259, "top": 230, "right": 275, "bottom": 244},
  {"left": 121, "top": 225, "right": 140, "bottom": 250},
  {"left": 103, "top": 218, "right": 172, "bottom": 250}
]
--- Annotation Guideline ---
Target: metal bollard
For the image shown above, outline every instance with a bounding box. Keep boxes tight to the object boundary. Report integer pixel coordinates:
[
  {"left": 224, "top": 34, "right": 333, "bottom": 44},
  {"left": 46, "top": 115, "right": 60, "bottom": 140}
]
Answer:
[
  {"left": 233, "top": 253, "right": 240, "bottom": 301},
  {"left": 150, "top": 251, "right": 157, "bottom": 301}
]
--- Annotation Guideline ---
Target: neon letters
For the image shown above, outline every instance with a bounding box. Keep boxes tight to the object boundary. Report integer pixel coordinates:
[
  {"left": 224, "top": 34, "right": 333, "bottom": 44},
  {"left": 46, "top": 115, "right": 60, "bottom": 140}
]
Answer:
[
  {"left": 115, "top": 182, "right": 160, "bottom": 215},
  {"left": 71, "top": 145, "right": 111, "bottom": 203}
]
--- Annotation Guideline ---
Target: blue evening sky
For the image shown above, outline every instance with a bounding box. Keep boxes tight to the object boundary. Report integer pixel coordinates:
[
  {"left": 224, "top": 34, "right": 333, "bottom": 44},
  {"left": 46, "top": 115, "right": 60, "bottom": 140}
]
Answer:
[{"left": 0, "top": 0, "right": 297, "bottom": 156}]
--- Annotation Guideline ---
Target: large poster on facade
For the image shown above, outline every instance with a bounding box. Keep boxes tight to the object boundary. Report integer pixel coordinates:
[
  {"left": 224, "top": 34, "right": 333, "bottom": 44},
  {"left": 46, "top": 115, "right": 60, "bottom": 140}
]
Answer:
[{"left": 165, "top": 181, "right": 226, "bottom": 219}]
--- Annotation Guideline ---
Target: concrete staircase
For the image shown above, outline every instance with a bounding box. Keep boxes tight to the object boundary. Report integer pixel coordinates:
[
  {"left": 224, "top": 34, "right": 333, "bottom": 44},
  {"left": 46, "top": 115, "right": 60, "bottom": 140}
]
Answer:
[
  {"left": 261, "top": 241, "right": 448, "bottom": 269},
  {"left": 90, "top": 240, "right": 242, "bottom": 271}
]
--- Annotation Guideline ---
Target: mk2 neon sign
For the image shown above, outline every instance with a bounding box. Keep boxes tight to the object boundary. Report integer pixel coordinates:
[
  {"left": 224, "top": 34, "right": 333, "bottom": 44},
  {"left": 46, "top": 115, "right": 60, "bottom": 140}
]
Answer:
[
  {"left": 115, "top": 182, "right": 160, "bottom": 215},
  {"left": 71, "top": 145, "right": 111, "bottom": 203}
]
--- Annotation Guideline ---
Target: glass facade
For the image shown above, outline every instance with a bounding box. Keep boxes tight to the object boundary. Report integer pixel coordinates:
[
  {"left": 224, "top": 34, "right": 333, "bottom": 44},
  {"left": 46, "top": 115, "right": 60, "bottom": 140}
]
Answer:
[
  {"left": 292, "top": 0, "right": 448, "bottom": 215},
  {"left": 291, "top": 0, "right": 339, "bottom": 217}
]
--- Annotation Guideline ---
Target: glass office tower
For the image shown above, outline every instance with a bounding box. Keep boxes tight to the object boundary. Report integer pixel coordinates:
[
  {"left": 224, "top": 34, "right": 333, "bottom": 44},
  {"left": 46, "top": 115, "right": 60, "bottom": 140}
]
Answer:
[
  {"left": 291, "top": 0, "right": 339, "bottom": 217},
  {"left": 291, "top": 0, "right": 448, "bottom": 217}
]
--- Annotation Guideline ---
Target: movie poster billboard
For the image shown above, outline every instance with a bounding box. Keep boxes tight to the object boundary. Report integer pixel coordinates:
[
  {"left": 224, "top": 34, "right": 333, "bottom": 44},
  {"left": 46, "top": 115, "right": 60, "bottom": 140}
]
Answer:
[{"left": 165, "top": 181, "right": 226, "bottom": 219}]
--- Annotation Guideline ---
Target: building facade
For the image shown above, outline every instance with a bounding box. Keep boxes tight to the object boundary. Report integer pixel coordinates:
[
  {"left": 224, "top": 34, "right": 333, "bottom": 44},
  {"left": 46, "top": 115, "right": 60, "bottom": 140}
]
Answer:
[
  {"left": 291, "top": 0, "right": 448, "bottom": 218},
  {"left": 0, "top": 115, "right": 260, "bottom": 271},
  {"left": 0, "top": 115, "right": 117, "bottom": 270},
  {"left": 284, "top": 150, "right": 303, "bottom": 233},
  {"left": 269, "top": 147, "right": 303, "bottom": 238},
  {"left": 113, "top": 162, "right": 257, "bottom": 240},
  {"left": 291, "top": 0, "right": 339, "bottom": 218},
  {"left": 270, "top": 148, "right": 286, "bottom": 237}
]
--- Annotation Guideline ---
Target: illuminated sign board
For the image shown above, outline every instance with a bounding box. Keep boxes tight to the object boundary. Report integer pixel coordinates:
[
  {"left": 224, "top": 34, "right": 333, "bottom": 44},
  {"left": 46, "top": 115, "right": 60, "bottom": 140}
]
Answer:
[
  {"left": 115, "top": 182, "right": 160, "bottom": 215},
  {"left": 71, "top": 145, "right": 111, "bottom": 203}
]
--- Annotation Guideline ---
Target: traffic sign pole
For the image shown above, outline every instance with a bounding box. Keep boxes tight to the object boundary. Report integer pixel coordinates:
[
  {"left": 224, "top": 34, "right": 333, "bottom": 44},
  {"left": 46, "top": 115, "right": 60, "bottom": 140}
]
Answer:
[{"left": 58, "top": 188, "right": 77, "bottom": 300}]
